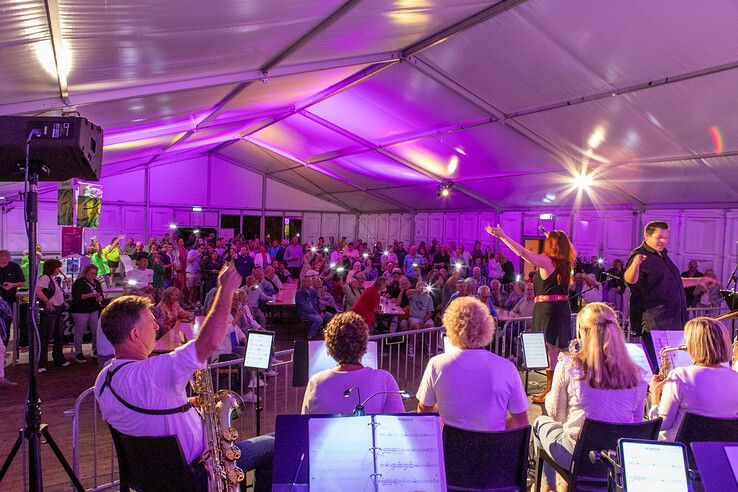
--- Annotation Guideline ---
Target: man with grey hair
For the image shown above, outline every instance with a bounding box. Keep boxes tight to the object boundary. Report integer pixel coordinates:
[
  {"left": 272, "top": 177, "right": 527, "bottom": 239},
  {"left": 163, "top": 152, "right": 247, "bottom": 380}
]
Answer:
[
  {"left": 94, "top": 264, "right": 274, "bottom": 491},
  {"left": 476, "top": 285, "right": 499, "bottom": 318}
]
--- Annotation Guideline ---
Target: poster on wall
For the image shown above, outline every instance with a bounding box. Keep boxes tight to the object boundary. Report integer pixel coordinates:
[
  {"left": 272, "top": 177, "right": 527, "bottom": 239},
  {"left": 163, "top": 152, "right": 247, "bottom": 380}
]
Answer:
[
  {"left": 76, "top": 182, "right": 103, "bottom": 228},
  {"left": 61, "top": 226, "right": 83, "bottom": 256},
  {"left": 58, "top": 180, "right": 74, "bottom": 225}
]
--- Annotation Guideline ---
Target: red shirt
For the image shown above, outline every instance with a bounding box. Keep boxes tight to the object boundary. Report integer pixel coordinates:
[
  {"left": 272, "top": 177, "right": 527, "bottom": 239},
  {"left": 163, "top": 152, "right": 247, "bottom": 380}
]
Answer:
[{"left": 351, "top": 286, "right": 381, "bottom": 326}]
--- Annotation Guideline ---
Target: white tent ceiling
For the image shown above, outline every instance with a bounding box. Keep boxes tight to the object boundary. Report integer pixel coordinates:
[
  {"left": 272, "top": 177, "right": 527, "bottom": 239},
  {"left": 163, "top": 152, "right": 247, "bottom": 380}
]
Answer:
[{"left": 2, "top": 0, "right": 738, "bottom": 212}]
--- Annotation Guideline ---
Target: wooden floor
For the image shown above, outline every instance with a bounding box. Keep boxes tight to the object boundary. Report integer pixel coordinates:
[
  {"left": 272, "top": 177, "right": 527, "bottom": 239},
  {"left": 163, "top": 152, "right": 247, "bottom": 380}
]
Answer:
[{"left": 1, "top": 332, "right": 544, "bottom": 491}]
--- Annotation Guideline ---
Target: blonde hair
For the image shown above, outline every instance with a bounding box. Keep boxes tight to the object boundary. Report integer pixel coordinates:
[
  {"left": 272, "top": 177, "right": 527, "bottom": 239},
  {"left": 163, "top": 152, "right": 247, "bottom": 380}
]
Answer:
[
  {"left": 443, "top": 297, "right": 495, "bottom": 349},
  {"left": 574, "top": 302, "right": 641, "bottom": 390},
  {"left": 685, "top": 317, "right": 731, "bottom": 365}
]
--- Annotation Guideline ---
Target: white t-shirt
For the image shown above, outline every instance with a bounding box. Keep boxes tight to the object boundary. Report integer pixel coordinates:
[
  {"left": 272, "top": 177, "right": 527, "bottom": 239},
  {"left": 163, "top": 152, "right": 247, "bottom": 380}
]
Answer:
[
  {"left": 186, "top": 250, "right": 201, "bottom": 275},
  {"left": 38, "top": 275, "right": 65, "bottom": 306},
  {"left": 126, "top": 268, "right": 154, "bottom": 286},
  {"left": 416, "top": 349, "right": 529, "bottom": 432},
  {"left": 301, "top": 367, "right": 405, "bottom": 415},
  {"left": 94, "top": 341, "right": 206, "bottom": 463},
  {"left": 649, "top": 364, "right": 738, "bottom": 441}
]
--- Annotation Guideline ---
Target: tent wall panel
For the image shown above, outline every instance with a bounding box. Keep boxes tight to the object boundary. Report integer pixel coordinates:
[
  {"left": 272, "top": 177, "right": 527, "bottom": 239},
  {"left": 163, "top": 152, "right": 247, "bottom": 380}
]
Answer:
[
  {"left": 209, "top": 158, "right": 263, "bottom": 210},
  {"left": 149, "top": 157, "right": 209, "bottom": 206},
  {"left": 376, "top": 215, "right": 388, "bottom": 245},
  {"left": 388, "top": 214, "right": 403, "bottom": 244},
  {"left": 265, "top": 179, "right": 346, "bottom": 212},
  {"left": 414, "top": 213, "right": 428, "bottom": 245},
  {"left": 401, "top": 214, "right": 414, "bottom": 245},
  {"left": 680, "top": 211, "right": 726, "bottom": 278},
  {"left": 498, "top": 211, "right": 523, "bottom": 268},
  {"left": 428, "top": 214, "right": 444, "bottom": 243},
  {"left": 443, "top": 213, "right": 460, "bottom": 246},
  {"left": 150, "top": 209, "right": 174, "bottom": 236},
  {"left": 321, "top": 214, "right": 339, "bottom": 241},
  {"left": 122, "top": 207, "right": 145, "bottom": 240},
  {"left": 460, "top": 214, "right": 478, "bottom": 247},
  {"left": 724, "top": 212, "right": 738, "bottom": 287},
  {"left": 302, "top": 213, "right": 322, "bottom": 243},
  {"left": 604, "top": 212, "right": 636, "bottom": 262},
  {"left": 572, "top": 213, "right": 605, "bottom": 259},
  {"left": 100, "top": 169, "right": 146, "bottom": 204},
  {"left": 340, "top": 214, "right": 357, "bottom": 242}
]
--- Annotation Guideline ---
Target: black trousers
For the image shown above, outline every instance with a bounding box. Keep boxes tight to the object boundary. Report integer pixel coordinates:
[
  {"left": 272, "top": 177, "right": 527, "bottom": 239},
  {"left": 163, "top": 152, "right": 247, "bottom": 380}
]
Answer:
[{"left": 39, "top": 305, "right": 65, "bottom": 368}]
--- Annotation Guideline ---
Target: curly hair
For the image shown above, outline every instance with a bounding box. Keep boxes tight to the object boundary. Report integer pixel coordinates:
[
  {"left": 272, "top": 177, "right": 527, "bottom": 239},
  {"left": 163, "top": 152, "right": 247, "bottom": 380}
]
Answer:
[
  {"left": 324, "top": 312, "right": 370, "bottom": 365},
  {"left": 442, "top": 297, "right": 495, "bottom": 349}
]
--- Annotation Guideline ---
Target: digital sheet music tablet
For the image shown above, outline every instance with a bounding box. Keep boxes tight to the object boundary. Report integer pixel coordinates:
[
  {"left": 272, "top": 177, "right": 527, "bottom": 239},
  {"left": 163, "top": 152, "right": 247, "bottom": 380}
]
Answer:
[
  {"left": 442, "top": 334, "right": 460, "bottom": 354},
  {"left": 620, "top": 439, "right": 689, "bottom": 492},
  {"left": 243, "top": 330, "right": 275, "bottom": 371},
  {"left": 521, "top": 332, "right": 548, "bottom": 369},
  {"left": 626, "top": 343, "right": 653, "bottom": 376}
]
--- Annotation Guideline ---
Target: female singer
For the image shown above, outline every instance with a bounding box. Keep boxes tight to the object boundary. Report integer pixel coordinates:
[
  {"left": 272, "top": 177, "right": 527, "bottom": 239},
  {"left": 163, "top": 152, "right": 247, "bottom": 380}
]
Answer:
[
  {"left": 649, "top": 317, "right": 738, "bottom": 441},
  {"left": 533, "top": 303, "right": 647, "bottom": 491},
  {"left": 485, "top": 224, "right": 576, "bottom": 403}
]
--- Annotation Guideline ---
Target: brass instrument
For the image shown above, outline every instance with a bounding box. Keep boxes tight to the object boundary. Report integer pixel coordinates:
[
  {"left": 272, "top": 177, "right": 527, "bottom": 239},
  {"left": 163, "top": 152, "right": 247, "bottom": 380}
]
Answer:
[
  {"left": 715, "top": 310, "right": 738, "bottom": 322},
  {"left": 191, "top": 366, "right": 245, "bottom": 492},
  {"left": 657, "top": 345, "right": 687, "bottom": 381}
]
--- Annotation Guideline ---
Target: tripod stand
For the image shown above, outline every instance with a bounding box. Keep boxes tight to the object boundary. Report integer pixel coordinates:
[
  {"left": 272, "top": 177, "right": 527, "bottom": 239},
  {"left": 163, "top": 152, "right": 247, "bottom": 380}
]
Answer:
[{"left": 0, "top": 137, "right": 84, "bottom": 491}]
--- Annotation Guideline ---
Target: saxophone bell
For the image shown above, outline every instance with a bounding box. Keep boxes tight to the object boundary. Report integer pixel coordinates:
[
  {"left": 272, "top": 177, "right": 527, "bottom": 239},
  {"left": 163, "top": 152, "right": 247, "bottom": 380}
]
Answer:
[{"left": 657, "top": 344, "right": 687, "bottom": 381}]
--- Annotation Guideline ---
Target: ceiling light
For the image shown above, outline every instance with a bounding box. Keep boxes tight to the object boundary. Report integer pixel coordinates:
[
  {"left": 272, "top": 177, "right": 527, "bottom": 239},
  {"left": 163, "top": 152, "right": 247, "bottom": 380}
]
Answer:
[
  {"left": 192, "top": 206, "right": 203, "bottom": 212},
  {"left": 574, "top": 173, "right": 594, "bottom": 190},
  {"left": 437, "top": 183, "right": 452, "bottom": 198},
  {"left": 447, "top": 155, "right": 459, "bottom": 174},
  {"left": 587, "top": 126, "right": 606, "bottom": 149},
  {"left": 539, "top": 213, "right": 553, "bottom": 220},
  {"left": 169, "top": 224, "right": 177, "bottom": 230}
]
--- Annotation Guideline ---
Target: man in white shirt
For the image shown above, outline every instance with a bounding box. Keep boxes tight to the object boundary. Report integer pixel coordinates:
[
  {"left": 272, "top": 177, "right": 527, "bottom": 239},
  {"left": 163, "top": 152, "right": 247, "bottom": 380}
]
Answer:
[
  {"left": 125, "top": 255, "right": 154, "bottom": 288},
  {"left": 94, "top": 264, "right": 273, "bottom": 491},
  {"left": 186, "top": 244, "right": 205, "bottom": 302}
]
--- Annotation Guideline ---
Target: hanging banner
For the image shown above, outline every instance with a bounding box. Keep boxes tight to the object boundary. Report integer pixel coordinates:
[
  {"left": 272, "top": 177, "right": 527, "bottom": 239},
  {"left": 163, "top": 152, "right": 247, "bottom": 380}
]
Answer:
[
  {"left": 61, "top": 226, "right": 83, "bottom": 256},
  {"left": 57, "top": 180, "right": 74, "bottom": 225},
  {"left": 76, "top": 182, "right": 103, "bottom": 228}
]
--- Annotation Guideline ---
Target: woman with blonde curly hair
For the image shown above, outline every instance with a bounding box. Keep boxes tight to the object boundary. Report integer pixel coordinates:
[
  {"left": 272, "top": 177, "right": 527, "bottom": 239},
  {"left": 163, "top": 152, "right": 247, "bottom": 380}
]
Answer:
[
  {"left": 416, "top": 297, "right": 529, "bottom": 431},
  {"left": 649, "top": 317, "right": 738, "bottom": 441},
  {"left": 301, "top": 312, "right": 404, "bottom": 415},
  {"left": 533, "top": 302, "right": 647, "bottom": 491}
]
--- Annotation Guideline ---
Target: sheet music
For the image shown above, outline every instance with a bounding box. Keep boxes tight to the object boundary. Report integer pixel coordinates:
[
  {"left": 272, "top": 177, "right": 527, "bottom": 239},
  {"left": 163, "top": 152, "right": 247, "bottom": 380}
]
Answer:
[
  {"left": 650, "top": 330, "right": 693, "bottom": 370},
  {"left": 374, "top": 415, "right": 446, "bottom": 492},
  {"left": 309, "top": 417, "right": 375, "bottom": 492},
  {"left": 522, "top": 333, "right": 548, "bottom": 369},
  {"left": 724, "top": 446, "right": 738, "bottom": 484},
  {"left": 621, "top": 441, "right": 689, "bottom": 492},
  {"left": 626, "top": 343, "right": 653, "bottom": 376}
]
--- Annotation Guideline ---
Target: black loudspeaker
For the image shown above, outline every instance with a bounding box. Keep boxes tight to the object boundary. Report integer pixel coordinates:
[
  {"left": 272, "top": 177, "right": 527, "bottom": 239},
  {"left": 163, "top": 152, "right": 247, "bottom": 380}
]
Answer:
[{"left": 0, "top": 116, "right": 103, "bottom": 181}]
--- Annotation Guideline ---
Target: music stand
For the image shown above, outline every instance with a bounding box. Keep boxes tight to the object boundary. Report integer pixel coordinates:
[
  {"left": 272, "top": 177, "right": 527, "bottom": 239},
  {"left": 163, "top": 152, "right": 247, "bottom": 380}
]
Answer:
[
  {"left": 691, "top": 442, "right": 738, "bottom": 492},
  {"left": 242, "top": 330, "right": 275, "bottom": 436}
]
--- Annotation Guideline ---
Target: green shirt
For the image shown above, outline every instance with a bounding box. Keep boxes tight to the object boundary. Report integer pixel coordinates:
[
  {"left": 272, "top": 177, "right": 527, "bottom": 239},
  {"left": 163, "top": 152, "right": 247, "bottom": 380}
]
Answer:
[
  {"left": 150, "top": 262, "right": 165, "bottom": 289},
  {"left": 102, "top": 244, "right": 120, "bottom": 263},
  {"left": 89, "top": 252, "right": 110, "bottom": 275}
]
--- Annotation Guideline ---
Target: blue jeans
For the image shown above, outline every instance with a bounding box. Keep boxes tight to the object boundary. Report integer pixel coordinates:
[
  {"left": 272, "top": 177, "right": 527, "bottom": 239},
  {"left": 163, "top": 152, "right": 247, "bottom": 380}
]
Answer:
[
  {"left": 533, "top": 416, "right": 576, "bottom": 486},
  {"left": 305, "top": 312, "right": 333, "bottom": 338}
]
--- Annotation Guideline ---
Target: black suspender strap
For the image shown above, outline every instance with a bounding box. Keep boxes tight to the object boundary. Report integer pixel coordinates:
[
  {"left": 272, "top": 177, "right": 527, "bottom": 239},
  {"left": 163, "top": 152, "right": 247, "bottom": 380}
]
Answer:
[{"left": 98, "top": 361, "right": 193, "bottom": 416}]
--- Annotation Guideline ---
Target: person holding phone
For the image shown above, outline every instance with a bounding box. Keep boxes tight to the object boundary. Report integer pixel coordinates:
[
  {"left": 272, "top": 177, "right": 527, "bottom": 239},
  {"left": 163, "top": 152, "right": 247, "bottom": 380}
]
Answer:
[{"left": 36, "top": 259, "right": 69, "bottom": 372}]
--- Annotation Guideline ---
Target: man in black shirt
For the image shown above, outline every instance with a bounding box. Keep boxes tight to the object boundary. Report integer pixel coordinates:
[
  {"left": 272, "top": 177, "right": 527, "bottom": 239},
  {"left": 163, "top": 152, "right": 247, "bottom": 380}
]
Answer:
[
  {"left": 0, "top": 250, "right": 25, "bottom": 343},
  {"left": 625, "top": 221, "right": 715, "bottom": 371}
]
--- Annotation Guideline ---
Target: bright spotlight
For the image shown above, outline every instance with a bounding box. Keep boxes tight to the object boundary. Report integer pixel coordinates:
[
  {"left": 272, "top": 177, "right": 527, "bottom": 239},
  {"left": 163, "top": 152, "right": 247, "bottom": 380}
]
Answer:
[
  {"left": 310, "top": 247, "right": 317, "bottom": 253},
  {"left": 438, "top": 182, "right": 452, "bottom": 197},
  {"left": 169, "top": 224, "right": 177, "bottom": 230},
  {"left": 574, "top": 173, "right": 594, "bottom": 190},
  {"left": 383, "top": 251, "right": 389, "bottom": 256},
  {"left": 362, "top": 253, "right": 369, "bottom": 259}
]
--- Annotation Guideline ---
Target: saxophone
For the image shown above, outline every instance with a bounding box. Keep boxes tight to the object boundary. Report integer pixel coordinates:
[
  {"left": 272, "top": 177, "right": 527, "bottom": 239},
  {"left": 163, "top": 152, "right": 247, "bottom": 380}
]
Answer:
[
  {"left": 657, "top": 345, "right": 687, "bottom": 381},
  {"left": 191, "top": 366, "right": 246, "bottom": 492}
]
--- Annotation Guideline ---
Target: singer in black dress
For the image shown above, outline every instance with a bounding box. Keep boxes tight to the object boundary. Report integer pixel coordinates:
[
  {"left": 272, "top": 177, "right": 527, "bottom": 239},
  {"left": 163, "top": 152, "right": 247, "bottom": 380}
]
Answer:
[{"left": 485, "top": 224, "right": 576, "bottom": 403}]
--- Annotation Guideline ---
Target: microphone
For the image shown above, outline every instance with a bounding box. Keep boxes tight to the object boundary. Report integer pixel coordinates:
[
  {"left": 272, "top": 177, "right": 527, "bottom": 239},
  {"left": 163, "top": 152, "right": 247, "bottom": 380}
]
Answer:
[
  {"left": 601, "top": 271, "right": 620, "bottom": 281},
  {"left": 537, "top": 226, "right": 548, "bottom": 234},
  {"left": 347, "top": 390, "right": 411, "bottom": 416}
]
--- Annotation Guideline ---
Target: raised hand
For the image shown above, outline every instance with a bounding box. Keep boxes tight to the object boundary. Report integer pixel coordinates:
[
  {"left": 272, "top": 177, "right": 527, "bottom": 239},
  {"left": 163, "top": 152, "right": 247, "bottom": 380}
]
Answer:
[
  {"left": 217, "top": 262, "right": 241, "bottom": 292},
  {"left": 484, "top": 224, "right": 505, "bottom": 238}
]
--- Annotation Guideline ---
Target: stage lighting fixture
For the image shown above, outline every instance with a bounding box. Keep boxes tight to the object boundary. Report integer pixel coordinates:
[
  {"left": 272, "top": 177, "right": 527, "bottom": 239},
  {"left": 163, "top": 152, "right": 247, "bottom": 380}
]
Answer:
[
  {"left": 437, "top": 183, "right": 452, "bottom": 197},
  {"left": 574, "top": 173, "right": 593, "bottom": 190},
  {"left": 169, "top": 223, "right": 177, "bottom": 229}
]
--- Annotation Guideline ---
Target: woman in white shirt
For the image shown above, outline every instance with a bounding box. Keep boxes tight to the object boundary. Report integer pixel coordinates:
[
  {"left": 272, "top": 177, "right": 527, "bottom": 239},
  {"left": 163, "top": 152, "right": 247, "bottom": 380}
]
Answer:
[
  {"left": 301, "top": 312, "right": 404, "bottom": 415},
  {"left": 649, "top": 317, "right": 738, "bottom": 441},
  {"left": 533, "top": 302, "right": 647, "bottom": 491},
  {"left": 416, "top": 297, "right": 530, "bottom": 431}
]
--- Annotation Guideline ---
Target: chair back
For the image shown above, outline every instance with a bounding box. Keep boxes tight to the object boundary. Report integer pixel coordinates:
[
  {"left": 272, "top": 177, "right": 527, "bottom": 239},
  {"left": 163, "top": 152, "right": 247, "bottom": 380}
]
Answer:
[
  {"left": 675, "top": 412, "right": 738, "bottom": 468},
  {"left": 108, "top": 425, "right": 197, "bottom": 492},
  {"left": 443, "top": 424, "right": 530, "bottom": 491},
  {"left": 570, "top": 418, "right": 662, "bottom": 484}
]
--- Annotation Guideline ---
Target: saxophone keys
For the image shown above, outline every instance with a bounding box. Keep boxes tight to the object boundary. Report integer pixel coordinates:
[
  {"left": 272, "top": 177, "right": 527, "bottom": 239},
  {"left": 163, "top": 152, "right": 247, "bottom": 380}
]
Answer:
[
  {"left": 221, "top": 443, "right": 241, "bottom": 461},
  {"left": 226, "top": 465, "right": 245, "bottom": 484},
  {"left": 221, "top": 427, "right": 239, "bottom": 441}
]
